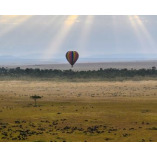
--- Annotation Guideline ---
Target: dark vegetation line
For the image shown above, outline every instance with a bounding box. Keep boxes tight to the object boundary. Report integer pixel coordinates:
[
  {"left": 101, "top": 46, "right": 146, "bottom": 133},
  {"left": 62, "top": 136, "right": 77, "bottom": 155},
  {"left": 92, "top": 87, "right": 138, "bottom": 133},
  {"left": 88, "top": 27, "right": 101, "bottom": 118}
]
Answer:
[{"left": 0, "top": 66, "right": 157, "bottom": 81}]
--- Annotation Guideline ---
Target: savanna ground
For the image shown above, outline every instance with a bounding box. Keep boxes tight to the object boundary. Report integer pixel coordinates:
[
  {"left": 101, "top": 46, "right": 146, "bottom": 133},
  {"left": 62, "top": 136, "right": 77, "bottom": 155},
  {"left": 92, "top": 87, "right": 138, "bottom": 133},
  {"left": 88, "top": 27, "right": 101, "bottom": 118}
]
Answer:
[{"left": 0, "top": 80, "right": 157, "bottom": 142}]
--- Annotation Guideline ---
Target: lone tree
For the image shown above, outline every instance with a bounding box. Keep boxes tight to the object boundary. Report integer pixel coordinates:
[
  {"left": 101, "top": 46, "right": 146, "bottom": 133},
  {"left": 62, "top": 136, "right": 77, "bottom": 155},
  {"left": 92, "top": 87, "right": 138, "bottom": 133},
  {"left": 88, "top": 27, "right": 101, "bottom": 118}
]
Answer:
[{"left": 30, "top": 95, "right": 42, "bottom": 106}]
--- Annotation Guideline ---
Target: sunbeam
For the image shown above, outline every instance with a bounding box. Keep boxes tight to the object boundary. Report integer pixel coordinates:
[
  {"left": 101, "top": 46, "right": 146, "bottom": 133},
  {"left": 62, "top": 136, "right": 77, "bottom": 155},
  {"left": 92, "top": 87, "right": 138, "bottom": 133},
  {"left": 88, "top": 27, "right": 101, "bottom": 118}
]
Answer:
[
  {"left": 78, "top": 15, "right": 94, "bottom": 50},
  {"left": 0, "top": 15, "right": 157, "bottom": 62},
  {"left": 128, "top": 16, "right": 146, "bottom": 49},
  {"left": 0, "top": 15, "right": 31, "bottom": 37},
  {"left": 111, "top": 15, "right": 120, "bottom": 52},
  {"left": 128, "top": 15, "right": 156, "bottom": 54},
  {"left": 134, "top": 16, "right": 156, "bottom": 51},
  {"left": 43, "top": 15, "right": 79, "bottom": 60}
]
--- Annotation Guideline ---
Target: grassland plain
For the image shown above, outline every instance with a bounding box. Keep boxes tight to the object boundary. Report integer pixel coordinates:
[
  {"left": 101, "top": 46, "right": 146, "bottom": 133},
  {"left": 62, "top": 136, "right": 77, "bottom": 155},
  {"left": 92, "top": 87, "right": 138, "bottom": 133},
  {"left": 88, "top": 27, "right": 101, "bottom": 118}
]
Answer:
[{"left": 0, "top": 80, "right": 157, "bottom": 142}]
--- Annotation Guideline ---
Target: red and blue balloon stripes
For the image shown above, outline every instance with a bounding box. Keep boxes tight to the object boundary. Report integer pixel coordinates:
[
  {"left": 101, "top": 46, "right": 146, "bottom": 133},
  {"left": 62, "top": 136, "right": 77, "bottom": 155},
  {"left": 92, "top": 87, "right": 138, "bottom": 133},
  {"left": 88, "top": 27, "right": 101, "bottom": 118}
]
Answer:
[{"left": 66, "top": 51, "right": 79, "bottom": 67}]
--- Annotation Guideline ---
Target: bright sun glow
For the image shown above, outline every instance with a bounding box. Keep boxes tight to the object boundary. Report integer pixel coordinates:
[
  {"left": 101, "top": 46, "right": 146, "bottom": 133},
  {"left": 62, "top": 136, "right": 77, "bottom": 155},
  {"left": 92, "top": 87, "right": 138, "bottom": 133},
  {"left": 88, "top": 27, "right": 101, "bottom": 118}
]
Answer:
[{"left": 64, "top": 15, "right": 79, "bottom": 26}]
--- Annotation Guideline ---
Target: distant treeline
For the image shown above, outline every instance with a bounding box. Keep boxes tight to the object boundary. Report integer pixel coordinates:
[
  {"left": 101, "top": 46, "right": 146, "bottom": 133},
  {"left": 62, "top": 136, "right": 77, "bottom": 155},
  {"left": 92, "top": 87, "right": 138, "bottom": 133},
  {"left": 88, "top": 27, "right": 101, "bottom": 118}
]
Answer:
[{"left": 0, "top": 66, "right": 157, "bottom": 81}]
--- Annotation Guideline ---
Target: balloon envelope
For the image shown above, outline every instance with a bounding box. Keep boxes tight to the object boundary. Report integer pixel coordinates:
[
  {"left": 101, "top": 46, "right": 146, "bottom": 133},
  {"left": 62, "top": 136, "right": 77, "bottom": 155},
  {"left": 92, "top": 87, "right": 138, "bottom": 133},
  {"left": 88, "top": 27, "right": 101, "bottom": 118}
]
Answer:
[{"left": 66, "top": 51, "right": 79, "bottom": 67}]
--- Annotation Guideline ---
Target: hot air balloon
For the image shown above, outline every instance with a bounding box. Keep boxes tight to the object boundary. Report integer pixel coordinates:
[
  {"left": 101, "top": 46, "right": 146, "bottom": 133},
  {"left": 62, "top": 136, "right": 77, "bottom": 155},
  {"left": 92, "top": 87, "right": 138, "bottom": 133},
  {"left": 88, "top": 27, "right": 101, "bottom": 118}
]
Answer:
[{"left": 66, "top": 51, "right": 79, "bottom": 67}]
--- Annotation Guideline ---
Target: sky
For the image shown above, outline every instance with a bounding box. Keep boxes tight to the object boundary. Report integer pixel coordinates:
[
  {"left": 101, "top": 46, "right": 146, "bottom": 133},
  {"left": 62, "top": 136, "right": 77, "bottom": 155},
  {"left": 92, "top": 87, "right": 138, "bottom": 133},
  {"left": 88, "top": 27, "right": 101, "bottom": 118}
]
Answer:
[{"left": 0, "top": 15, "right": 157, "bottom": 64}]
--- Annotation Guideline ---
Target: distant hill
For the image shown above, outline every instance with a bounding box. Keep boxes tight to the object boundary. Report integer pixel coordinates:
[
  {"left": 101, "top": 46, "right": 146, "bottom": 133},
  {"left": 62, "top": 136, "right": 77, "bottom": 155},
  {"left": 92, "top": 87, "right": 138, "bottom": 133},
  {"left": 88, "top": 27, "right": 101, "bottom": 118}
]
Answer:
[{"left": 1, "top": 60, "right": 157, "bottom": 71}]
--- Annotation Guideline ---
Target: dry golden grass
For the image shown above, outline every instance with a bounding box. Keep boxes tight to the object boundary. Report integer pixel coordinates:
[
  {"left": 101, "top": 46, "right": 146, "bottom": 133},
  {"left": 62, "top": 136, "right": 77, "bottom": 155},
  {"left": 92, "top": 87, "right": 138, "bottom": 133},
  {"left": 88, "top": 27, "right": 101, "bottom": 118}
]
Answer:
[{"left": 0, "top": 80, "right": 157, "bottom": 142}]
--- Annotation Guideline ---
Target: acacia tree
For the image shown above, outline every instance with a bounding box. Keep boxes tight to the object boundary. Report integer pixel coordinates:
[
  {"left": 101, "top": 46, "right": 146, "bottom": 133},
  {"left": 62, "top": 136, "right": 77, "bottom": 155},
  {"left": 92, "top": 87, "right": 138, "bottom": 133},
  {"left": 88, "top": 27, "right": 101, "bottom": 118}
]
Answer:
[{"left": 30, "top": 95, "right": 42, "bottom": 106}]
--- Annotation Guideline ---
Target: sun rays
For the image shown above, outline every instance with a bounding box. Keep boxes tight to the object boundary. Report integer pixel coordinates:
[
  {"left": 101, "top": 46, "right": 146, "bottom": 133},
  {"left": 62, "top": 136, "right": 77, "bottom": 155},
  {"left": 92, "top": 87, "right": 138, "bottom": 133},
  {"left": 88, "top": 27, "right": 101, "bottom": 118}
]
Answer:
[
  {"left": 128, "top": 15, "right": 156, "bottom": 54},
  {"left": 78, "top": 16, "right": 94, "bottom": 50},
  {"left": 43, "top": 15, "right": 157, "bottom": 61},
  {"left": 0, "top": 15, "right": 31, "bottom": 37},
  {"left": 0, "top": 15, "right": 157, "bottom": 61},
  {"left": 0, "top": 15, "right": 95, "bottom": 60},
  {"left": 42, "top": 15, "right": 95, "bottom": 60},
  {"left": 43, "top": 15, "right": 79, "bottom": 60}
]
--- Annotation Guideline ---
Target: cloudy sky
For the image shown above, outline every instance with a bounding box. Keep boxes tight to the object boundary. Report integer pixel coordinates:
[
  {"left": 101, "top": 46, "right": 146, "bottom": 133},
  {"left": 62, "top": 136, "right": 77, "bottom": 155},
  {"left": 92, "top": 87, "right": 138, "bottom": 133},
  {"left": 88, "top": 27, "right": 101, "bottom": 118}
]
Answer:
[{"left": 0, "top": 15, "right": 157, "bottom": 63}]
